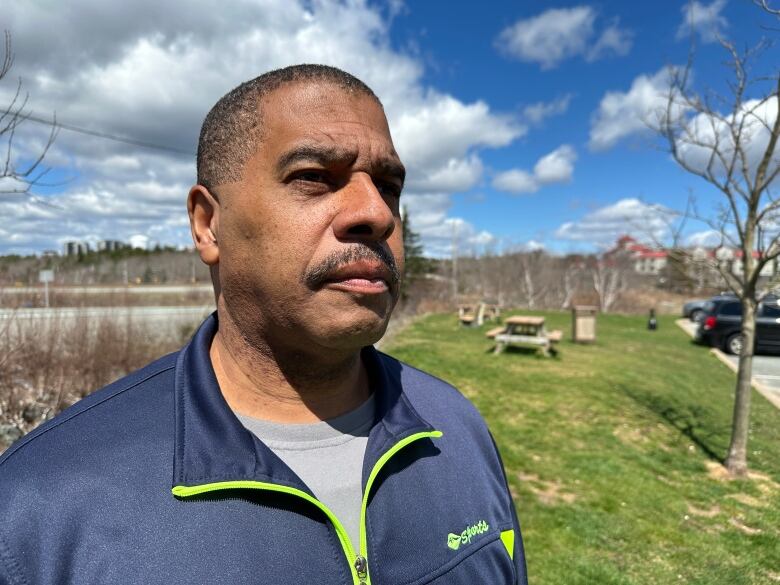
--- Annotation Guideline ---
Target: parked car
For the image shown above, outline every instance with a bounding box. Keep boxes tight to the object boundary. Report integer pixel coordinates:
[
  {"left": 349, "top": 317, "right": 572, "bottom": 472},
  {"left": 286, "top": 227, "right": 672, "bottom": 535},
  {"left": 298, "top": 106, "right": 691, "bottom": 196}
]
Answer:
[
  {"left": 682, "top": 299, "right": 710, "bottom": 322},
  {"left": 695, "top": 294, "right": 780, "bottom": 354}
]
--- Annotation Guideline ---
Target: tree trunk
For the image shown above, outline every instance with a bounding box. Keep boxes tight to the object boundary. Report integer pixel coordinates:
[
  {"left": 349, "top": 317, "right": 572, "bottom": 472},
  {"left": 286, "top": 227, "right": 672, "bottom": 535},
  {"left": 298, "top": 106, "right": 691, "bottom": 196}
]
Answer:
[
  {"left": 725, "top": 296, "right": 756, "bottom": 476},
  {"left": 524, "top": 270, "right": 535, "bottom": 309}
]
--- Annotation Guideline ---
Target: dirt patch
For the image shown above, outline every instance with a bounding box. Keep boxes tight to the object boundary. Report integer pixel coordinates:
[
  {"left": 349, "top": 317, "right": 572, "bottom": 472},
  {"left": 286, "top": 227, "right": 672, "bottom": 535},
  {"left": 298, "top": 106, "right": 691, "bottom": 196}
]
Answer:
[
  {"left": 613, "top": 424, "right": 650, "bottom": 446},
  {"left": 726, "top": 493, "right": 766, "bottom": 508},
  {"left": 728, "top": 517, "right": 762, "bottom": 535},
  {"left": 686, "top": 503, "right": 721, "bottom": 518},
  {"left": 765, "top": 570, "right": 780, "bottom": 582},
  {"left": 705, "top": 461, "right": 732, "bottom": 481},
  {"left": 517, "top": 471, "right": 578, "bottom": 506},
  {"left": 705, "top": 461, "right": 780, "bottom": 511},
  {"left": 705, "top": 461, "right": 780, "bottom": 489},
  {"left": 747, "top": 470, "right": 780, "bottom": 492}
]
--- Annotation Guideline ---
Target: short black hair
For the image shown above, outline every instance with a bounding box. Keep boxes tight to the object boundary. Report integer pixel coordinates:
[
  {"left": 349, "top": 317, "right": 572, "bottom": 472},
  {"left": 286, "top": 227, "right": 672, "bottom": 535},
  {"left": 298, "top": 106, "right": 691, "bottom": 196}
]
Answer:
[{"left": 197, "top": 64, "right": 381, "bottom": 190}]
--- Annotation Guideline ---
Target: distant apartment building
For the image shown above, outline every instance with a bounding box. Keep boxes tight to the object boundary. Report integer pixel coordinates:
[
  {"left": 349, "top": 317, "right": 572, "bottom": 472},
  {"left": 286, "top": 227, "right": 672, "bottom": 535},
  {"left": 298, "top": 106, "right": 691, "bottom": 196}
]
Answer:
[
  {"left": 609, "top": 235, "right": 778, "bottom": 288},
  {"left": 63, "top": 241, "right": 91, "bottom": 256},
  {"left": 610, "top": 236, "right": 668, "bottom": 275},
  {"left": 689, "top": 246, "right": 776, "bottom": 278}
]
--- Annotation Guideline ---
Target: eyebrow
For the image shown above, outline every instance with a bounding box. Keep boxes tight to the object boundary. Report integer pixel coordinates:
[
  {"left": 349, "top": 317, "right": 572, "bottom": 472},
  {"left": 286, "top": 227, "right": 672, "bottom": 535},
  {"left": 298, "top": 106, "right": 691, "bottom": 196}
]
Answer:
[{"left": 275, "top": 144, "right": 406, "bottom": 185}]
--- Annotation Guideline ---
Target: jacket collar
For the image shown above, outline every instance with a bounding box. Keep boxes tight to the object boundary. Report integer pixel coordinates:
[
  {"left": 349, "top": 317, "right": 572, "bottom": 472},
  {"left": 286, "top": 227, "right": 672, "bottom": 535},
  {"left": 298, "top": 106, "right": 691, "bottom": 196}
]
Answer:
[{"left": 172, "top": 313, "right": 434, "bottom": 492}]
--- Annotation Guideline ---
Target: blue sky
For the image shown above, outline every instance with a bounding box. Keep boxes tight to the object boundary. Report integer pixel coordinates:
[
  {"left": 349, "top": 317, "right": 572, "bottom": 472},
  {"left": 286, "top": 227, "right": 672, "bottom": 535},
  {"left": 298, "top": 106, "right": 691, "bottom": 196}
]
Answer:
[
  {"left": 388, "top": 0, "right": 777, "bottom": 254},
  {"left": 1, "top": 0, "right": 778, "bottom": 256}
]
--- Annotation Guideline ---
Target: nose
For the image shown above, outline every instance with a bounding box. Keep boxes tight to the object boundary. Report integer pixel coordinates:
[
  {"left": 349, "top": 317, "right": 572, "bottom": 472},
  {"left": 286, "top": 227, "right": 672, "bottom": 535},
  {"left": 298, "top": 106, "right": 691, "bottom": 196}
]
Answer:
[{"left": 331, "top": 173, "right": 396, "bottom": 242}]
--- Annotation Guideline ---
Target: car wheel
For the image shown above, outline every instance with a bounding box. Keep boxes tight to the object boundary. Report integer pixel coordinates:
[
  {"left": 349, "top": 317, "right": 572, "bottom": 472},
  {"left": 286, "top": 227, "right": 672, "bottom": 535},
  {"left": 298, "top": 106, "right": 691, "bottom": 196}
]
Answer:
[
  {"left": 725, "top": 333, "right": 743, "bottom": 355},
  {"left": 690, "top": 309, "right": 704, "bottom": 322}
]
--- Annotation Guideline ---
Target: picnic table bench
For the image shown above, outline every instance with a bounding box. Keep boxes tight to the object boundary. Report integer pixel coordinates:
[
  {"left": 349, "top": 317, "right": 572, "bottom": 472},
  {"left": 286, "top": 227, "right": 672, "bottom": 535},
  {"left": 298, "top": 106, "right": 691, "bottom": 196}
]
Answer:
[
  {"left": 487, "top": 315, "right": 562, "bottom": 356},
  {"left": 459, "top": 302, "right": 501, "bottom": 327}
]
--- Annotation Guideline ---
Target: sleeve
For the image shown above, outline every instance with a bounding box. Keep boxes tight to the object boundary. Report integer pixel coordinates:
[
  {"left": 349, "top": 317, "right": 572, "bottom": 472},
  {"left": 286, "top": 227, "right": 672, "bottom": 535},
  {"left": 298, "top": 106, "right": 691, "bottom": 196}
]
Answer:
[{"left": 490, "top": 432, "right": 529, "bottom": 585}]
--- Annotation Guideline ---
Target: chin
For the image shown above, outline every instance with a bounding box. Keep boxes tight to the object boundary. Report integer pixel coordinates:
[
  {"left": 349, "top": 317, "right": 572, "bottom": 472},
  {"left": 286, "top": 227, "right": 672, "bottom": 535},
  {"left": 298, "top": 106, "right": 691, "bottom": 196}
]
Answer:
[{"left": 317, "top": 311, "right": 391, "bottom": 350}]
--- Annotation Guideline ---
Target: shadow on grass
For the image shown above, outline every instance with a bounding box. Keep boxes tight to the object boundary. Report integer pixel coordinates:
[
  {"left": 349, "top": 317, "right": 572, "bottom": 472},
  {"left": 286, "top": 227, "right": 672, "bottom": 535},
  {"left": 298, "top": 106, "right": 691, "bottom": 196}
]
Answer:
[
  {"left": 484, "top": 345, "right": 560, "bottom": 359},
  {"left": 617, "top": 383, "right": 729, "bottom": 463}
]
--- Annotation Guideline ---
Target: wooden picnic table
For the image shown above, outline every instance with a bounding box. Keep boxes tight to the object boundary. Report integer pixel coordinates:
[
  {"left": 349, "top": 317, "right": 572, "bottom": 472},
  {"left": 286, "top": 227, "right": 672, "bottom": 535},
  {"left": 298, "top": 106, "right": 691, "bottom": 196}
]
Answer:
[
  {"left": 458, "top": 302, "right": 501, "bottom": 327},
  {"left": 487, "top": 315, "right": 562, "bottom": 356}
]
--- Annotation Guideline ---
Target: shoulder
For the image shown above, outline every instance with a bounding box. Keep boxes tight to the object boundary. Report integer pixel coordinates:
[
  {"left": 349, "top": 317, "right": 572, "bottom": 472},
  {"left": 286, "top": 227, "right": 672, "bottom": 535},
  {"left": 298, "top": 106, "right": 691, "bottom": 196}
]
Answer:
[
  {"left": 375, "top": 350, "right": 493, "bottom": 439},
  {"left": 0, "top": 351, "right": 179, "bottom": 472}
]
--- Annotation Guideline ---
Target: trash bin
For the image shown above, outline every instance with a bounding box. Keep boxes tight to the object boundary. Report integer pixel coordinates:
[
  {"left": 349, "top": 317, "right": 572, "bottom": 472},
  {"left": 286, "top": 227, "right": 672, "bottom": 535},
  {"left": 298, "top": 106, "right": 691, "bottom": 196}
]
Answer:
[{"left": 572, "top": 305, "right": 598, "bottom": 343}]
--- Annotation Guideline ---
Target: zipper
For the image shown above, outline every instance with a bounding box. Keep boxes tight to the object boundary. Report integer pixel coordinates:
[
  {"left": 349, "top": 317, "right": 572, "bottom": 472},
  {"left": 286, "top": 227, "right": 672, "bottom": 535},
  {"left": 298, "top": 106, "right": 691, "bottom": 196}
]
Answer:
[
  {"left": 172, "top": 429, "right": 443, "bottom": 585},
  {"left": 172, "top": 480, "right": 361, "bottom": 583},
  {"left": 357, "top": 430, "right": 443, "bottom": 585}
]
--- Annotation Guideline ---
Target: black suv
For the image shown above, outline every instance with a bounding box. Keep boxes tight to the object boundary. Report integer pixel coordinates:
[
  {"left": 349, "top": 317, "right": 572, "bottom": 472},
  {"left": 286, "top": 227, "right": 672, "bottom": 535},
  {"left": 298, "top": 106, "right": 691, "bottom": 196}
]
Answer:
[{"left": 695, "top": 294, "right": 780, "bottom": 354}]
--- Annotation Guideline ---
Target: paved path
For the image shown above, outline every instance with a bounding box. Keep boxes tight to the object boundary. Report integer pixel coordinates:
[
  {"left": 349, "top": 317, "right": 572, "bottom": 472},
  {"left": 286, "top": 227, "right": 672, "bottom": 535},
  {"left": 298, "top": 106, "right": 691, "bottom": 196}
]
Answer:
[
  {"left": 0, "top": 305, "right": 214, "bottom": 344},
  {"left": 676, "top": 319, "right": 780, "bottom": 410},
  {"left": 0, "top": 284, "right": 213, "bottom": 295}
]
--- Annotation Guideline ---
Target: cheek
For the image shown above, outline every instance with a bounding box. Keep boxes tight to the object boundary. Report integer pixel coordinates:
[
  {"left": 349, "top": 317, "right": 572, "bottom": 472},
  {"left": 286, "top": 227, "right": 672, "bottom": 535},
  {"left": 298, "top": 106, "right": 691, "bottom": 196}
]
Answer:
[
  {"left": 227, "top": 204, "right": 333, "bottom": 276},
  {"left": 390, "top": 226, "right": 405, "bottom": 268}
]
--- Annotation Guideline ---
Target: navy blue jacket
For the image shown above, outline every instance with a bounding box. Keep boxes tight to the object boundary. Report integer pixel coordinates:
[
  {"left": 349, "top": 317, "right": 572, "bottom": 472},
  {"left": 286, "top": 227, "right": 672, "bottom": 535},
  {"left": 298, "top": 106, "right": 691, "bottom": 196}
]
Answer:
[{"left": 0, "top": 314, "right": 528, "bottom": 584}]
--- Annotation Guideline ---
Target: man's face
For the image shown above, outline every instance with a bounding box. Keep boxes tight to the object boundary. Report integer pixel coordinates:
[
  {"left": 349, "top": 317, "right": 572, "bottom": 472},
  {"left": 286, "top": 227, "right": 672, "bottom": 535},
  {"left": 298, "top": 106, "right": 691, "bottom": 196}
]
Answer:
[{"left": 212, "top": 81, "right": 405, "bottom": 353}]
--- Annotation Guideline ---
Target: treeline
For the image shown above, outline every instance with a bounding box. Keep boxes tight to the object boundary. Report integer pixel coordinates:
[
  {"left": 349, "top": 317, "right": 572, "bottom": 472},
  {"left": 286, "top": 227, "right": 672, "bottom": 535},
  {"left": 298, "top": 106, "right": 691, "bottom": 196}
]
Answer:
[
  {"left": 0, "top": 248, "right": 211, "bottom": 286},
  {"left": 404, "top": 250, "right": 695, "bottom": 315}
]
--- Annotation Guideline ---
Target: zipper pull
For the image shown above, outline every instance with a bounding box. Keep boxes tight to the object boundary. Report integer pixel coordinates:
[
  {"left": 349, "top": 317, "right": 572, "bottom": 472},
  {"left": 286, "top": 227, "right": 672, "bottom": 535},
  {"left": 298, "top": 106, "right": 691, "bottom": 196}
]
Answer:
[{"left": 354, "top": 555, "right": 368, "bottom": 584}]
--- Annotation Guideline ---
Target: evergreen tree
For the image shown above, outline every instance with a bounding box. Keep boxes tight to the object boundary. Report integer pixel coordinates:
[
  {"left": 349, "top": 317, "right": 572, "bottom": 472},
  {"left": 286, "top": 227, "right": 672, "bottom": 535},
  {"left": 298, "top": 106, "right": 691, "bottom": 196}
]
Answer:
[{"left": 401, "top": 206, "right": 431, "bottom": 300}]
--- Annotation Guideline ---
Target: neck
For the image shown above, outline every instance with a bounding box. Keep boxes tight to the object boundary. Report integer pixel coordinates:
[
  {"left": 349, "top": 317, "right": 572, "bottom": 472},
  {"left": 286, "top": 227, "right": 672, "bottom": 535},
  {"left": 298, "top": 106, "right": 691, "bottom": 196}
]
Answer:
[{"left": 210, "top": 306, "right": 371, "bottom": 424}]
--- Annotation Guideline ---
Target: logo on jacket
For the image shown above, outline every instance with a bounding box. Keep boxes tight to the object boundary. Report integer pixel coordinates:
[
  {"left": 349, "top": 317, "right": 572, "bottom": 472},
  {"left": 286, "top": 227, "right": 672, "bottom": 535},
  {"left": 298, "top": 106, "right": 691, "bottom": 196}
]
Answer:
[{"left": 447, "top": 520, "right": 489, "bottom": 551}]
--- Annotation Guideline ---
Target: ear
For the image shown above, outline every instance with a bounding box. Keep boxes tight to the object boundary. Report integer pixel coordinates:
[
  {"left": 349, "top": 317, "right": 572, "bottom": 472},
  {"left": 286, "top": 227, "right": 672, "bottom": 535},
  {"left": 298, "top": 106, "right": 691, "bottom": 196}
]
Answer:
[{"left": 188, "top": 184, "right": 220, "bottom": 266}]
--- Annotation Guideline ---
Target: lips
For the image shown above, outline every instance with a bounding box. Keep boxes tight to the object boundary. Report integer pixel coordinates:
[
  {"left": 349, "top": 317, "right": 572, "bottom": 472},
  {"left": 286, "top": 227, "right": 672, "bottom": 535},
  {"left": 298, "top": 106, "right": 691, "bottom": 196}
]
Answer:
[{"left": 322, "top": 260, "right": 393, "bottom": 293}]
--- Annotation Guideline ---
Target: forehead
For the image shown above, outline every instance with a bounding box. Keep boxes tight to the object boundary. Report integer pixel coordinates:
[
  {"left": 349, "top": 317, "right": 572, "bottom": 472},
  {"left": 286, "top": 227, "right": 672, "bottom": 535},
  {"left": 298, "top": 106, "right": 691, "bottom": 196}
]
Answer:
[{"left": 256, "top": 81, "right": 398, "bottom": 162}]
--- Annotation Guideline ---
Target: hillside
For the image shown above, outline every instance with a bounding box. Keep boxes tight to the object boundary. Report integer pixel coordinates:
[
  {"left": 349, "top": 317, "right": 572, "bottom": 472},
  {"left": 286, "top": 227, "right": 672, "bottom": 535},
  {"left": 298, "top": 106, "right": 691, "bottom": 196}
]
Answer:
[{"left": 386, "top": 312, "right": 780, "bottom": 585}]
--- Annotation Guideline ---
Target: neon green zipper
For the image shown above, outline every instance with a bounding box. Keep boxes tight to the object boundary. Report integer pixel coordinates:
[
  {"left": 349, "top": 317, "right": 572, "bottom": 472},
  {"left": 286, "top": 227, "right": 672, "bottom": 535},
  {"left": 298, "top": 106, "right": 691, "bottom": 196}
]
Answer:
[
  {"left": 172, "top": 429, "right": 442, "bottom": 585},
  {"left": 357, "top": 430, "right": 443, "bottom": 585},
  {"left": 172, "top": 480, "right": 361, "bottom": 582}
]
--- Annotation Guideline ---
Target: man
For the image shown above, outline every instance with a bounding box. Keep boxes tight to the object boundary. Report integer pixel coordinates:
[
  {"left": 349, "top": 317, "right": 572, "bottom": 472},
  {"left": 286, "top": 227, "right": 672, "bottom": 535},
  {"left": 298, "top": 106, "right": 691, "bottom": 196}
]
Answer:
[{"left": 0, "top": 65, "right": 528, "bottom": 585}]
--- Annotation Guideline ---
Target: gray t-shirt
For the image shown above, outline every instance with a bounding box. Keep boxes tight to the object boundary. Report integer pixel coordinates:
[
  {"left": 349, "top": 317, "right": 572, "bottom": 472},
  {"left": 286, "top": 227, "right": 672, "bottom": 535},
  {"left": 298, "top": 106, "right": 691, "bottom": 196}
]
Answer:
[{"left": 236, "top": 394, "right": 375, "bottom": 553}]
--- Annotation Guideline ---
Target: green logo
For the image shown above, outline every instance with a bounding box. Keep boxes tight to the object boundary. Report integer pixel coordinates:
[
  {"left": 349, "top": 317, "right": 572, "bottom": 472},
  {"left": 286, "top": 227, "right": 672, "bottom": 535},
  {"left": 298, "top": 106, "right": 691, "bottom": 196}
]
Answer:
[
  {"left": 447, "top": 520, "right": 489, "bottom": 551},
  {"left": 447, "top": 533, "right": 462, "bottom": 550}
]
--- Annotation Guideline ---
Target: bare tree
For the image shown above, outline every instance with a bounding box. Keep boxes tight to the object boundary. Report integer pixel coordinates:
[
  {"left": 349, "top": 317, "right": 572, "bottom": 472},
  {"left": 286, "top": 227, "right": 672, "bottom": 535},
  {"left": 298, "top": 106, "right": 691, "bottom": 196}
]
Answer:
[
  {"left": 517, "top": 251, "right": 549, "bottom": 309},
  {"left": 0, "top": 31, "right": 57, "bottom": 195},
  {"left": 652, "top": 6, "right": 780, "bottom": 475},
  {"left": 560, "top": 262, "right": 580, "bottom": 309},
  {"left": 591, "top": 254, "right": 627, "bottom": 312},
  {"left": 755, "top": 0, "right": 780, "bottom": 16}
]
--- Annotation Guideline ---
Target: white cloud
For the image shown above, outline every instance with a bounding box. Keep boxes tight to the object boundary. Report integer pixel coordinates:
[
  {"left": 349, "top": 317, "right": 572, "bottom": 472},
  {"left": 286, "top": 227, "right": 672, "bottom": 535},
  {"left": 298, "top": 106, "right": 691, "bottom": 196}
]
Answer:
[
  {"left": 0, "top": 176, "right": 31, "bottom": 194},
  {"left": 674, "top": 97, "right": 779, "bottom": 181},
  {"left": 588, "top": 67, "right": 680, "bottom": 151},
  {"left": 586, "top": 20, "right": 633, "bottom": 62},
  {"left": 400, "top": 193, "right": 496, "bottom": 257},
  {"left": 391, "top": 94, "right": 524, "bottom": 188},
  {"left": 492, "top": 170, "right": 538, "bottom": 194},
  {"left": 493, "top": 144, "right": 577, "bottom": 194},
  {"left": 404, "top": 155, "right": 483, "bottom": 193},
  {"left": 687, "top": 229, "right": 723, "bottom": 247},
  {"left": 469, "top": 231, "right": 497, "bottom": 247},
  {"left": 525, "top": 239, "right": 545, "bottom": 251},
  {"left": 554, "top": 198, "right": 675, "bottom": 245},
  {"left": 534, "top": 145, "right": 577, "bottom": 185},
  {"left": 589, "top": 61, "right": 779, "bottom": 182},
  {"left": 523, "top": 94, "right": 572, "bottom": 125},
  {"left": 677, "top": 0, "right": 728, "bottom": 43},
  {"left": 496, "top": 6, "right": 632, "bottom": 69},
  {"left": 1, "top": 0, "right": 524, "bottom": 256},
  {"left": 129, "top": 234, "right": 151, "bottom": 250}
]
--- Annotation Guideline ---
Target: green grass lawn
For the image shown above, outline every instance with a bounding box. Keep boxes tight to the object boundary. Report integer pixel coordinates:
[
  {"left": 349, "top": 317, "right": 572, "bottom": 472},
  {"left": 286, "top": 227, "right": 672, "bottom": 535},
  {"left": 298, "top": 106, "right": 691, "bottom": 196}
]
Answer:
[{"left": 384, "top": 311, "right": 780, "bottom": 585}]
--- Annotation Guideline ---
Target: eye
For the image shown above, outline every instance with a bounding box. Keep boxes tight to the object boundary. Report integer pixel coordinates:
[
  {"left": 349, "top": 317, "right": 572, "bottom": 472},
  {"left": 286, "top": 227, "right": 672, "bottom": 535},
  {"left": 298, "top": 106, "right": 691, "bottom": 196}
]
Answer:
[
  {"left": 294, "top": 170, "right": 331, "bottom": 184},
  {"left": 376, "top": 180, "right": 402, "bottom": 198}
]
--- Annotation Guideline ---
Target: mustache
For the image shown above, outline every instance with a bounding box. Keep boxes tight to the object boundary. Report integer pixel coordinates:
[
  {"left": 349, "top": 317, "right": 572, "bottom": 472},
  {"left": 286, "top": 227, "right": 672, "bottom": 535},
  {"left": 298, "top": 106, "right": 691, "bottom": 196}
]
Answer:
[{"left": 302, "top": 244, "right": 401, "bottom": 289}]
